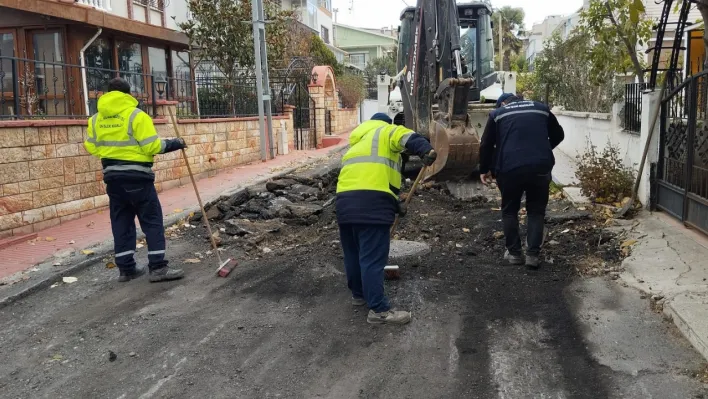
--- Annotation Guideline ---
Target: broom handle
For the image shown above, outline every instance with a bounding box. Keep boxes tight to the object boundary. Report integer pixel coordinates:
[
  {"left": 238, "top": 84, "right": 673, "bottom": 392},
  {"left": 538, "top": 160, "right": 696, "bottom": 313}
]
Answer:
[
  {"left": 390, "top": 165, "right": 428, "bottom": 237},
  {"left": 166, "top": 107, "right": 222, "bottom": 264}
]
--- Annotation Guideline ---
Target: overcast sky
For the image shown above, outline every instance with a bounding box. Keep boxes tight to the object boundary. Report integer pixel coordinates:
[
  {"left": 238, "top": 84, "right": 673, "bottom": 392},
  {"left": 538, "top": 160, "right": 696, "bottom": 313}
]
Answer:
[{"left": 332, "top": 0, "right": 584, "bottom": 31}]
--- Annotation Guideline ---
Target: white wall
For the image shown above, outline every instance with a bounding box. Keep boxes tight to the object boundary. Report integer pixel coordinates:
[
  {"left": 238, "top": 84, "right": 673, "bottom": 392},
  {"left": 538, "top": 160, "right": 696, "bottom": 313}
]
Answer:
[
  {"left": 166, "top": 0, "right": 191, "bottom": 30},
  {"left": 317, "top": 9, "right": 333, "bottom": 43},
  {"left": 555, "top": 108, "right": 641, "bottom": 170},
  {"left": 361, "top": 99, "right": 378, "bottom": 121},
  {"left": 554, "top": 104, "right": 654, "bottom": 205},
  {"left": 110, "top": 0, "right": 129, "bottom": 19}
]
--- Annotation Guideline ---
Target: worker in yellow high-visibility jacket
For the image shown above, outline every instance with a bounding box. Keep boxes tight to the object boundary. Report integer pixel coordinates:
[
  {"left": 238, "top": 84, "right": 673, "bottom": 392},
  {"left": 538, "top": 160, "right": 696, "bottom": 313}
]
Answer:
[
  {"left": 336, "top": 113, "right": 437, "bottom": 325},
  {"left": 84, "top": 78, "right": 186, "bottom": 283}
]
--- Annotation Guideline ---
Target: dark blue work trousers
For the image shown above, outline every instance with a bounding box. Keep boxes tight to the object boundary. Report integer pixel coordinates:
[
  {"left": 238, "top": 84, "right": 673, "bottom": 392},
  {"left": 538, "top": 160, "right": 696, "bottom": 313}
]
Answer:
[
  {"left": 338, "top": 224, "right": 391, "bottom": 313},
  {"left": 496, "top": 166, "right": 551, "bottom": 257},
  {"left": 106, "top": 181, "right": 168, "bottom": 272}
]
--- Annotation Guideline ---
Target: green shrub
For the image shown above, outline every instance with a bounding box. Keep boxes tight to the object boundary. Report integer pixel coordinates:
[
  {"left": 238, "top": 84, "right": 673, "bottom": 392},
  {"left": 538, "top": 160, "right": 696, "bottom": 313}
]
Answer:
[
  {"left": 575, "top": 140, "right": 635, "bottom": 204},
  {"left": 337, "top": 73, "right": 366, "bottom": 108}
]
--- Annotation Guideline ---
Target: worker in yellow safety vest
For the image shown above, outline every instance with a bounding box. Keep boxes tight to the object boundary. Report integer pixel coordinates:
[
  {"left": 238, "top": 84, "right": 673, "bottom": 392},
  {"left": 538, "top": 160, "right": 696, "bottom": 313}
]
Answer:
[
  {"left": 335, "top": 113, "right": 437, "bottom": 325},
  {"left": 84, "top": 78, "right": 187, "bottom": 283}
]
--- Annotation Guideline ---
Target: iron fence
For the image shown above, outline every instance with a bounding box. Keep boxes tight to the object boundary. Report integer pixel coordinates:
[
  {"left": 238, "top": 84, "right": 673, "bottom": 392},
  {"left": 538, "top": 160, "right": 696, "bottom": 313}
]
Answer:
[
  {"left": 0, "top": 55, "right": 157, "bottom": 119},
  {"left": 623, "top": 82, "right": 647, "bottom": 133},
  {"left": 0, "top": 55, "right": 312, "bottom": 121},
  {"left": 171, "top": 65, "right": 292, "bottom": 119}
]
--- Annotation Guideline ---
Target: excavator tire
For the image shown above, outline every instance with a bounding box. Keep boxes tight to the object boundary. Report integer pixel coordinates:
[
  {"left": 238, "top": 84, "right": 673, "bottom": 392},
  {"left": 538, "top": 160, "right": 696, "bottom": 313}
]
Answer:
[{"left": 424, "top": 120, "right": 480, "bottom": 181}]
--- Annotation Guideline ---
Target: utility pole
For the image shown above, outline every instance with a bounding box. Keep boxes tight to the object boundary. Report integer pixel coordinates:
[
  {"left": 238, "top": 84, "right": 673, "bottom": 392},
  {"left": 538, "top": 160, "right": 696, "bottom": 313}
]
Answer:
[
  {"left": 252, "top": 0, "right": 275, "bottom": 161},
  {"left": 498, "top": 10, "right": 503, "bottom": 71}
]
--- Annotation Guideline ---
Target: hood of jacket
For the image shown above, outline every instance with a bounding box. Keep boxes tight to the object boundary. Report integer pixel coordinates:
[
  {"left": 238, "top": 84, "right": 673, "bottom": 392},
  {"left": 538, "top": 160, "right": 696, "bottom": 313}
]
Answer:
[
  {"left": 349, "top": 120, "right": 388, "bottom": 147},
  {"left": 97, "top": 91, "right": 139, "bottom": 116}
]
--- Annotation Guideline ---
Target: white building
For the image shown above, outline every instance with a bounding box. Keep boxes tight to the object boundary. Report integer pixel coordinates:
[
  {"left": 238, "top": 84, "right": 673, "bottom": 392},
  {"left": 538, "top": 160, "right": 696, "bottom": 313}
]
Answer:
[
  {"left": 526, "top": 15, "right": 564, "bottom": 70},
  {"left": 281, "top": 0, "right": 347, "bottom": 63}
]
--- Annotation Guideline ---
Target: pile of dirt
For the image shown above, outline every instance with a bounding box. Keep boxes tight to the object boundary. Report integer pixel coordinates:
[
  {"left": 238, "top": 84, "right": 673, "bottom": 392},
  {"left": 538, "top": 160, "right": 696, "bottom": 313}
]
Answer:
[{"left": 192, "top": 170, "right": 339, "bottom": 228}]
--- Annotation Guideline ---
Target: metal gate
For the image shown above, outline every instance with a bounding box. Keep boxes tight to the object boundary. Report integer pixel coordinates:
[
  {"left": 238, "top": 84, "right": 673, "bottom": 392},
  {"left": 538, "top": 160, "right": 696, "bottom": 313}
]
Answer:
[
  {"left": 325, "top": 109, "right": 332, "bottom": 135},
  {"left": 288, "top": 79, "right": 317, "bottom": 150},
  {"left": 655, "top": 71, "right": 708, "bottom": 234}
]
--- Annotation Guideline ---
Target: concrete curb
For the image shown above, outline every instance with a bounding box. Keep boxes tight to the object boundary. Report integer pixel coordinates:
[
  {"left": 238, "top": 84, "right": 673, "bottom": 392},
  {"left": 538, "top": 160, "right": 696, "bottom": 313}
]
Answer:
[
  {"left": 663, "top": 296, "right": 708, "bottom": 361},
  {"left": 0, "top": 144, "right": 348, "bottom": 310}
]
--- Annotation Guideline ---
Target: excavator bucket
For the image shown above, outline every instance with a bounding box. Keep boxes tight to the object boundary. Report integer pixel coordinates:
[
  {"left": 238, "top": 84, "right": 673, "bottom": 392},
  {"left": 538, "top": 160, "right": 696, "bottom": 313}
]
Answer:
[{"left": 425, "top": 120, "right": 480, "bottom": 181}]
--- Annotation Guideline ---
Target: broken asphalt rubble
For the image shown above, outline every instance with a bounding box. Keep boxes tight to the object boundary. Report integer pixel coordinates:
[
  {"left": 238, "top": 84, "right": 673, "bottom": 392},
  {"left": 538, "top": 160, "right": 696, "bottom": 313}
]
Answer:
[{"left": 190, "top": 170, "right": 339, "bottom": 243}]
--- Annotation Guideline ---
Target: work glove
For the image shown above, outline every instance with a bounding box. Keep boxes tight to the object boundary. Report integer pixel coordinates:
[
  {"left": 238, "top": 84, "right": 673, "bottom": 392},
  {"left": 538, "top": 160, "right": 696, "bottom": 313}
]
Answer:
[
  {"left": 397, "top": 201, "right": 408, "bottom": 217},
  {"left": 163, "top": 138, "right": 188, "bottom": 153},
  {"left": 422, "top": 149, "right": 437, "bottom": 166},
  {"left": 175, "top": 137, "right": 187, "bottom": 149}
]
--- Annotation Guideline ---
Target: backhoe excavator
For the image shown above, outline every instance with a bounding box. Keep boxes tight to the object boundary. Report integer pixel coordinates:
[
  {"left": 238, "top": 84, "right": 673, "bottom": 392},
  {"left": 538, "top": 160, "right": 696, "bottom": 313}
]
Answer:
[{"left": 389, "top": 0, "right": 507, "bottom": 181}]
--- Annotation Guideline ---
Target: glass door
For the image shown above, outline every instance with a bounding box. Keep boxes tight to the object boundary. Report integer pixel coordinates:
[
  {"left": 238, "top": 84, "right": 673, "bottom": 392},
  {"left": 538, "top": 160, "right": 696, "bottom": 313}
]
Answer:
[
  {"left": 148, "top": 46, "right": 167, "bottom": 100},
  {"left": 26, "top": 29, "right": 67, "bottom": 116}
]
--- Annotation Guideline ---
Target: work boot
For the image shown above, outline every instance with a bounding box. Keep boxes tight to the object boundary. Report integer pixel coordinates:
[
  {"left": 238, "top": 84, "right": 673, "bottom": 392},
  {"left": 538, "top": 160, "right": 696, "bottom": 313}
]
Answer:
[
  {"left": 118, "top": 264, "right": 146, "bottom": 282},
  {"left": 351, "top": 297, "right": 367, "bottom": 306},
  {"left": 148, "top": 266, "right": 185, "bottom": 283},
  {"left": 504, "top": 250, "right": 525, "bottom": 265},
  {"left": 367, "top": 309, "right": 412, "bottom": 325},
  {"left": 526, "top": 255, "right": 541, "bottom": 269}
]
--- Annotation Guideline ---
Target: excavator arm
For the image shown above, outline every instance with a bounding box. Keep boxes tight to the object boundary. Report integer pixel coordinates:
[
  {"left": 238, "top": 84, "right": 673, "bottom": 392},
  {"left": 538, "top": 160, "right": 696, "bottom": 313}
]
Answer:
[{"left": 397, "top": 0, "right": 495, "bottom": 181}]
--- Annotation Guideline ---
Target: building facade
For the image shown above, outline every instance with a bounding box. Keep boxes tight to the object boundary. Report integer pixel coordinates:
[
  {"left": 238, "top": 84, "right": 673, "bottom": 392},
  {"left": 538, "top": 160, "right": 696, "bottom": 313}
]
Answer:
[
  {"left": 280, "top": 0, "right": 347, "bottom": 63},
  {"left": 0, "top": 0, "right": 192, "bottom": 118},
  {"left": 525, "top": 15, "right": 564, "bottom": 71},
  {"left": 333, "top": 23, "right": 398, "bottom": 71}
]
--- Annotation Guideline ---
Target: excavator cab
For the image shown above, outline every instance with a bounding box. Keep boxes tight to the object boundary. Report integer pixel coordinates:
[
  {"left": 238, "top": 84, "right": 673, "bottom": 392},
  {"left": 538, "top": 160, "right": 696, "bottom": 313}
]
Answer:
[{"left": 395, "top": 0, "right": 496, "bottom": 181}]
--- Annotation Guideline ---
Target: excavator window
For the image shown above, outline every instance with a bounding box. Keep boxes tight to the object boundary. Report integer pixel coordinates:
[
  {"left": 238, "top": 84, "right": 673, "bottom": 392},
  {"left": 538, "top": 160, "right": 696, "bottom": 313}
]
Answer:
[
  {"left": 478, "top": 13, "right": 494, "bottom": 76},
  {"left": 460, "top": 18, "right": 477, "bottom": 78}
]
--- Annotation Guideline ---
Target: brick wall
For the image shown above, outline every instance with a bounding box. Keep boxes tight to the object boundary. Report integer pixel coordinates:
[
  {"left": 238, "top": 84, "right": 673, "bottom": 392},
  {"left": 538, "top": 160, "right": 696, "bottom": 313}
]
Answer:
[{"left": 0, "top": 103, "right": 295, "bottom": 238}]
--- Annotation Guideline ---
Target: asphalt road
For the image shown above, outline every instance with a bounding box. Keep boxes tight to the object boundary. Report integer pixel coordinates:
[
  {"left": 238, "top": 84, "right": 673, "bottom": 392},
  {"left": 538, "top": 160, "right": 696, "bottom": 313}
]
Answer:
[{"left": 0, "top": 170, "right": 706, "bottom": 398}]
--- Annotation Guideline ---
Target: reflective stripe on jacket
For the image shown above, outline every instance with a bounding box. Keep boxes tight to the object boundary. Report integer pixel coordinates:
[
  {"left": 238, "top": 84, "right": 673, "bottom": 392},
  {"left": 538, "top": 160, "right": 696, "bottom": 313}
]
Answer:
[
  {"left": 336, "top": 120, "right": 414, "bottom": 198},
  {"left": 84, "top": 91, "right": 165, "bottom": 179}
]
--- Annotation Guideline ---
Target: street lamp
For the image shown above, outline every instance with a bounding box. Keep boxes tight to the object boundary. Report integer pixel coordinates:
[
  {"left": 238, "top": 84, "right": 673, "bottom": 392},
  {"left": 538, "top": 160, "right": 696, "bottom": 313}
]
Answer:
[
  {"left": 311, "top": 71, "right": 319, "bottom": 84},
  {"left": 155, "top": 76, "right": 167, "bottom": 99}
]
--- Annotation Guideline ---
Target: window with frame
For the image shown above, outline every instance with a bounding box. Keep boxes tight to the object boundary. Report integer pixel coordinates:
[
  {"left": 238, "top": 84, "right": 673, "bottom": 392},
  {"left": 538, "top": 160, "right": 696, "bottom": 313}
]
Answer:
[
  {"left": 133, "top": 0, "right": 165, "bottom": 10},
  {"left": 318, "top": 0, "right": 331, "bottom": 11},
  {"left": 321, "top": 26, "right": 330, "bottom": 44},
  {"left": 0, "top": 32, "right": 16, "bottom": 117},
  {"left": 349, "top": 53, "right": 366, "bottom": 69},
  {"left": 117, "top": 41, "right": 145, "bottom": 94},
  {"left": 133, "top": 0, "right": 165, "bottom": 26}
]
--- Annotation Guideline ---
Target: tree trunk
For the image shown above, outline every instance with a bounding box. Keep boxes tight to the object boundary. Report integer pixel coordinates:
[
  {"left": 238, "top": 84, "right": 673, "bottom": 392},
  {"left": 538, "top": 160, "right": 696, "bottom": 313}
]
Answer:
[{"left": 605, "top": 3, "right": 645, "bottom": 84}]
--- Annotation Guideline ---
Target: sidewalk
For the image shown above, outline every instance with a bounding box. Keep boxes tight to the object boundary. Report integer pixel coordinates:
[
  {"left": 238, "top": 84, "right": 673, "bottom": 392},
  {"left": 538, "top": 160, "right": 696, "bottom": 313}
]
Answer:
[
  {"left": 551, "top": 149, "right": 589, "bottom": 204},
  {"left": 620, "top": 213, "right": 708, "bottom": 360},
  {"left": 552, "top": 148, "right": 708, "bottom": 361},
  {"left": 0, "top": 137, "right": 349, "bottom": 281}
]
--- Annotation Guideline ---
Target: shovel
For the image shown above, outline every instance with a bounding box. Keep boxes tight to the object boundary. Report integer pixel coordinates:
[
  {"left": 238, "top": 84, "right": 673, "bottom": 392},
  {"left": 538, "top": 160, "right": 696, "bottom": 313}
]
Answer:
[
  {"left": 616, "top": 72, "right": 668, "bottom": 218},
  {"left": 386, "top": 165, "right": 428, "bottom": 280}
]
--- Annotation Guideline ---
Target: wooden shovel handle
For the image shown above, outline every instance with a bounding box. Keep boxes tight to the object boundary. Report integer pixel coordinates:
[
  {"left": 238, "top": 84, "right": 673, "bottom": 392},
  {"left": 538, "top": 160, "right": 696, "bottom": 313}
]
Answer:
[{"left": 390, "top": 165, "right": 428, "bottom": 237}]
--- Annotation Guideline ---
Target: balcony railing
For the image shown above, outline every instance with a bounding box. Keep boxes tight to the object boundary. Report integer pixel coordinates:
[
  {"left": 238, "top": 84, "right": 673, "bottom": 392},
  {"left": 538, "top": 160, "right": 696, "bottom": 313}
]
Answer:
[{"left": 77, "top": 0, "right": 112, "bottom": 11}]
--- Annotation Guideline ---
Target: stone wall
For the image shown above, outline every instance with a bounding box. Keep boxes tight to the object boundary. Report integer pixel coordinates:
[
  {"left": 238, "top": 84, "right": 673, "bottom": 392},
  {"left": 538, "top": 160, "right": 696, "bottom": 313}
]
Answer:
[
  {"left": 333, "top": 108, "right": 358, "bottom": 134},
  {"left": 0, "top": 102, "right": 295, "bottom": 238}
]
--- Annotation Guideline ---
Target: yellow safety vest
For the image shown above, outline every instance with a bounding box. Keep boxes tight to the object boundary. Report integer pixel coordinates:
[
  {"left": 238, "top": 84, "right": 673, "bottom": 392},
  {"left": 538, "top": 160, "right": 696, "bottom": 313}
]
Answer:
[
  {"left": 336, "top": 120, "right": 415, "bottom": 198},
  {"left": 84, "top": 91, "right": 165, "bottom": 174}
]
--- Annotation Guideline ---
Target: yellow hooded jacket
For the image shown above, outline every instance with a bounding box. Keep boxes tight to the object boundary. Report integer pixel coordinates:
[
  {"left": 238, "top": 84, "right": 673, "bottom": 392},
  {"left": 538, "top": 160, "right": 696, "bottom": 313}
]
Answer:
[
  {"left": 84, "top": 91, "right": 166, "bottom": 181},
  {"left": 335, "top": 119, "right": 433, "bottom": 225}
]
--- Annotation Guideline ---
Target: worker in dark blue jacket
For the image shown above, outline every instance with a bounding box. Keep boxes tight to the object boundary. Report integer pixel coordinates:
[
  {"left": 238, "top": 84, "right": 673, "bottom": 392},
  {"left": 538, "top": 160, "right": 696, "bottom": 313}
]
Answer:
[
  {"left": 336, "top": 113, "right": 436, "bottom": 325},
  {"left": 479, "top": 94, "right": 565, "bottom": 269}
]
